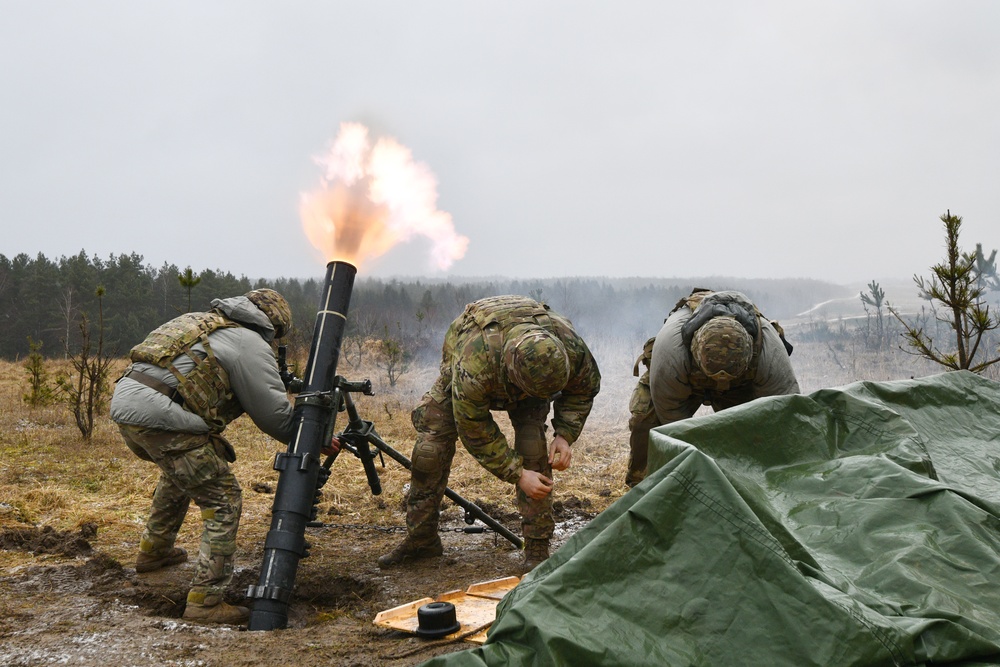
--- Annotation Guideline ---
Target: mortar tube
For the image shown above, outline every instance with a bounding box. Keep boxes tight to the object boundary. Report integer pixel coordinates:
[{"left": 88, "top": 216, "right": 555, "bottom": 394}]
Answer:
[{"left": 247, "top": 260, "right": 356, "bottom": 631}]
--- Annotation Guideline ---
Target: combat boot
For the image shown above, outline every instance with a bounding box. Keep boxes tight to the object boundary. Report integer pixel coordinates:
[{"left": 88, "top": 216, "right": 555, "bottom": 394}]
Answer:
[
  {"left": 135, "top": 546, "right": 188, "bottom": 573},
  {"left": 521, "top": 538, "right": 550, "bottom": 574},
  {"left": 182, "top": 593, "right": 249, "bottom": 625},
  {"left": 624, "top": 470, "right": 645, "bottom": 488},
  {"left": 377, "top": 534, "right": 443, "bottom": 569}
]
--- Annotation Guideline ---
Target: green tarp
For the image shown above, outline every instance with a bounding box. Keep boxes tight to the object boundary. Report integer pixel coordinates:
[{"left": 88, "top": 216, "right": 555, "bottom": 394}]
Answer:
[{"left": 424, "top": 371, "right": 1000, "bottom": 666}]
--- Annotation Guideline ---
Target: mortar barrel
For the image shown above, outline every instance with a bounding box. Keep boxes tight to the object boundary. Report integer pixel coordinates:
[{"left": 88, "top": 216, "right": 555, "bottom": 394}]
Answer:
[{"left": 247, "top": 260, "right": 356, "bottom": 631}]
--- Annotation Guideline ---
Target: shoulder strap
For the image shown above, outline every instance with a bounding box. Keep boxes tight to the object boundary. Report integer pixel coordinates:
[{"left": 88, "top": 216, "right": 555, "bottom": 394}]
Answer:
[
  {"left": 633, "top": 336, "right": 656, "bottom": 377},
  {"left": 121, "top": 367, "right": 184, "bottom": 405}
]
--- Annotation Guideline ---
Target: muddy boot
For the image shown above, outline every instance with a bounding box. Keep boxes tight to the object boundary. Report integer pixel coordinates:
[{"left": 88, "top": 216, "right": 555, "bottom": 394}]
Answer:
[
  {"left": 182, "top": 593, "right": 249, "bottom": 625},
  {"left": 377, "top": 534, "right": 443, "bottom": 569},
  {"left": 521, "top": 538, "right": 550, "bottom": 574},
  {"left": 624, "top": 470, "right": 645, "bottom": 488},
  {"left": 135, "top": 546, "right": 188, "bottom": 573}
]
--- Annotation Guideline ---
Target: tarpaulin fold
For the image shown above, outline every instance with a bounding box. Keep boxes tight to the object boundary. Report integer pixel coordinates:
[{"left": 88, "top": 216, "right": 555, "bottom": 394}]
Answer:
[{"left": 423, "top": 371, "right": 1000, "bottom": 666}]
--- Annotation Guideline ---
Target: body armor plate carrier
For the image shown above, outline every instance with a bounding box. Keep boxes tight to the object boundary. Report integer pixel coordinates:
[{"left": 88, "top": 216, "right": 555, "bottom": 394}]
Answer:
[{"left": 129, "top": 311, "right": 242, "bottom": 432}]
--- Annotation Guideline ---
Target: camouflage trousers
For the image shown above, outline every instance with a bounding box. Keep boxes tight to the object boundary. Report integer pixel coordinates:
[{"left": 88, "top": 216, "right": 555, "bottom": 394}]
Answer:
[
  {"left": 626, "top": 372, "right": 660, "bottom": 488},
  {"left": 406, "top": 393, "right": 554, "bottom": 541},
  {"left": 628, "top": 373, "right": 758, "bottom": 486},
  {"left": 118, "top": 425, "right": 242, "bottom": 598}
]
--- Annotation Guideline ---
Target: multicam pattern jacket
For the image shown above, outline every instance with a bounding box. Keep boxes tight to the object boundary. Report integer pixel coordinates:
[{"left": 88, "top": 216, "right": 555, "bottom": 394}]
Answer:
[{"left": 430, "top": 297, "right": 602, "bottom": 485}]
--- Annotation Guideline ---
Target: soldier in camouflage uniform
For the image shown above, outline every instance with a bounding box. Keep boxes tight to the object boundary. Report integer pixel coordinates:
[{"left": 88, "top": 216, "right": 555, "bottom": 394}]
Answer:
[
  {"left": 110, "top": 289, "right": 296, "bottom": 625},
  {"left": 625, "top": 336, "right": 658, "bottom": 487},
  {"left": 625, "top": 289, "right": 798, "bottom": 487},
  {"left": 378, "top": 295, "right": 601, "bottom": 574}
]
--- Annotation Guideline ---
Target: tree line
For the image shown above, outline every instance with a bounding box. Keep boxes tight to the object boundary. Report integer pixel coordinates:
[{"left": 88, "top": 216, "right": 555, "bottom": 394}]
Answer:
[
  {"left": 0, "top": 251, "right": 308, "bottom": 360},
  {"left": 0, "top": 250, "right": 849, "bottom": 363}
]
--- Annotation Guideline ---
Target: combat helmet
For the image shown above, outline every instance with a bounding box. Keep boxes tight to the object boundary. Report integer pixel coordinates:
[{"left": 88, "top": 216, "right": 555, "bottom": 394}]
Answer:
[
  {"left": 245, "top": 288, "right": 292, "bottom": 339},
  {"left": 690, "top": 315, "right": 753, "bottom": 384},
  {"left": 503, "top": 324, "right": 570, "bottom": 398}
]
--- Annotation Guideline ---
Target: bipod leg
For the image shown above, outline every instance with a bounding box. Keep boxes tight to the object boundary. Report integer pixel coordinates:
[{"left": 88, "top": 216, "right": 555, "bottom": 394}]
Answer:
[{"left": 365, "top": 431, "right": 524, "bottom": 550}]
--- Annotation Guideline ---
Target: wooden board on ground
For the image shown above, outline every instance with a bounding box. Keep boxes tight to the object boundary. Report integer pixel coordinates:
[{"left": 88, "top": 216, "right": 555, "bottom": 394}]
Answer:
[{"left": 373, "top": 576, "right": 520, "bottom": 644}]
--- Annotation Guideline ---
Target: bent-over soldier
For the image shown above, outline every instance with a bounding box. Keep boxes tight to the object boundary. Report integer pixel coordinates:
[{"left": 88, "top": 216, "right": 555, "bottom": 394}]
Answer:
[
  {"left": 625, "top": 289, "right": 798, "bottom": 486},
  {"left": 378, "top": 295, "right": 601, "bottom": 574},
  {"left": 110, "top": 289, "right": 295, "bottom": 625}
]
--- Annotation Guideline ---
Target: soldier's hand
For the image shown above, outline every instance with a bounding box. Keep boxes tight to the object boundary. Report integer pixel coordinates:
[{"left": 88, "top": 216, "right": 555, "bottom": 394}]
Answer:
[
  {"left": 548, "top": 435, "right": 572, "bottom": 471},
  {"left": 518, "top": 470, "right": 554, "bottom": 500},
  {"left": 321, "top": 436, "right": 341, "bottom": 457}
]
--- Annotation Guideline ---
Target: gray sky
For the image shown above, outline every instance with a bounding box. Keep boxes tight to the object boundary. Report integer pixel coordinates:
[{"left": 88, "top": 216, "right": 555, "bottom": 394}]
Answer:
[{"left": 2, "top": 1, "right": 998, "bottom": 286}]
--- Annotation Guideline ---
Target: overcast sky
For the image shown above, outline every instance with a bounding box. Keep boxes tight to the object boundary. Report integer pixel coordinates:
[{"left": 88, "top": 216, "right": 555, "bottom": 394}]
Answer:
[{"left": 2, "top": 1, "right": 998, "bottom": 287}]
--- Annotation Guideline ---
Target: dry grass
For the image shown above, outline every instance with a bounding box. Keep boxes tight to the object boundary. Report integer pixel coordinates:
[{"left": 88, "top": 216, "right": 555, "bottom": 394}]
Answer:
[
  {"left": 0, "top": 336, "right": 947, "bottom": 569},
  {"left": 0, "top": 352, "right": 631, "bottom": 575}
]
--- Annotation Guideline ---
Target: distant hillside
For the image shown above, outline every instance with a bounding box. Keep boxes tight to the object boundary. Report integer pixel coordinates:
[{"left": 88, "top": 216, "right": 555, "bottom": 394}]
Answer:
[
  {"left": 373, "top": 274, "right": 852, "bottom": 322},
  {"left": 347, "top": 274, "right": 854, "bottom": 355},
  {"left": 782, "top": 279, "right": 930, "bottom": 329}
]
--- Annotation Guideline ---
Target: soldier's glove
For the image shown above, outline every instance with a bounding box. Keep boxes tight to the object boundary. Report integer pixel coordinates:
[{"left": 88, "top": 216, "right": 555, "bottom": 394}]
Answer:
[{"left": 320, "top": 436, "right": 341, "bottom": 457}]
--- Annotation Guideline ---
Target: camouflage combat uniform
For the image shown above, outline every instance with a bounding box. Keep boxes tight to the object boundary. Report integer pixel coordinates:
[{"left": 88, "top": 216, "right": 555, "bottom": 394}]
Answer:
[
  {"left": 625, "top": 337, "right": 658, "bottom": 487},
  {"left": 627, "top": 289, "right": 799, "bottom": 486},
  {"left": 118, "top": 425, "right": 243, "bottom": 600},
  {"left": 406, "top": 296, "right": 601, "bottom": 544},
  {"left": 110, "top": 291, "right": 294, "bottom": 611}
]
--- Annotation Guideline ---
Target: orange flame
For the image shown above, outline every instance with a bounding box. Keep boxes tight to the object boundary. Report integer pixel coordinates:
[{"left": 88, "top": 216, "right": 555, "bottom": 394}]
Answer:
[{"left": 300, "top": 122, "right": 469, "bottom": 271}]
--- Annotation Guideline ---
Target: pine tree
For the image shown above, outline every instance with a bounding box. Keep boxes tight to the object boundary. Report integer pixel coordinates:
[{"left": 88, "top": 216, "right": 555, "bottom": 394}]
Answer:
[
  {"left": 859, "top": 280, "right": 887, "bottom": 350},
  {"left": 889, "top": 211, "right": 1000, "bottom": 372},
  {"left": 178, "top": 266, "right": 202, "bottom": 313}
]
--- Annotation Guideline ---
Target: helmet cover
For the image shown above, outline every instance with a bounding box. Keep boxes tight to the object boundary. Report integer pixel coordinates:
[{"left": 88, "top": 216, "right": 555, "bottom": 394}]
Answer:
[
  {"left": 245, "top": 288, "right": 292, "bottom": 339},
  {"left": 690, "top": 315, "right": 753, "bottom": 381},
  {"left": 503, "top": 324, "right": 570, "bottom": 398}
]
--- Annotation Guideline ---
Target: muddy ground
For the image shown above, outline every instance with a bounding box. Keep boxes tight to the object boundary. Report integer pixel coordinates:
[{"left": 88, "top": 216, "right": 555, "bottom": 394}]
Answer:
[{"left": 0, "top": 497, "right": 597, "bottom": 667}]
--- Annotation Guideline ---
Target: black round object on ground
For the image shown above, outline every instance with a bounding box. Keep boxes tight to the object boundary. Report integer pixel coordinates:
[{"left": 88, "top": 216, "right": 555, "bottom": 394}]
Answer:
[{"left": 415, "top": 601, "right": 461, "bottom": 638}]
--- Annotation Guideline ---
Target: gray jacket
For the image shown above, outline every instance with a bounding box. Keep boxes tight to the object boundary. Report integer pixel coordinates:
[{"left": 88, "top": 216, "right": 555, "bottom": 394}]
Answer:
[
  {"left": 110, "top": 296, "right": 295, "bottom": 443},
  {"left": 649, "top": 294, "right": 799, "bottom": 424}
]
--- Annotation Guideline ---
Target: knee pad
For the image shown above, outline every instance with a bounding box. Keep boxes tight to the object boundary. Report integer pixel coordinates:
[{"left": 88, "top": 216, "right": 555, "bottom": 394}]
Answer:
[
  {"left": 411, "top": 440, "right": 445, "bottom": 474},
  {"left": 519, "top": 436, "right": 549, "bottom": 473}
]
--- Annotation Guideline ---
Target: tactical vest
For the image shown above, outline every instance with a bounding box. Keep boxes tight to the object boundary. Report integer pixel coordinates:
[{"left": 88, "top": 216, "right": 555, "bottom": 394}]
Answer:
[
  {"left": 461, "top": 295, "right": 554, "bottom": 407},
  {"left": 129, "top": 311, "right": 242, "bottom": 432}
]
